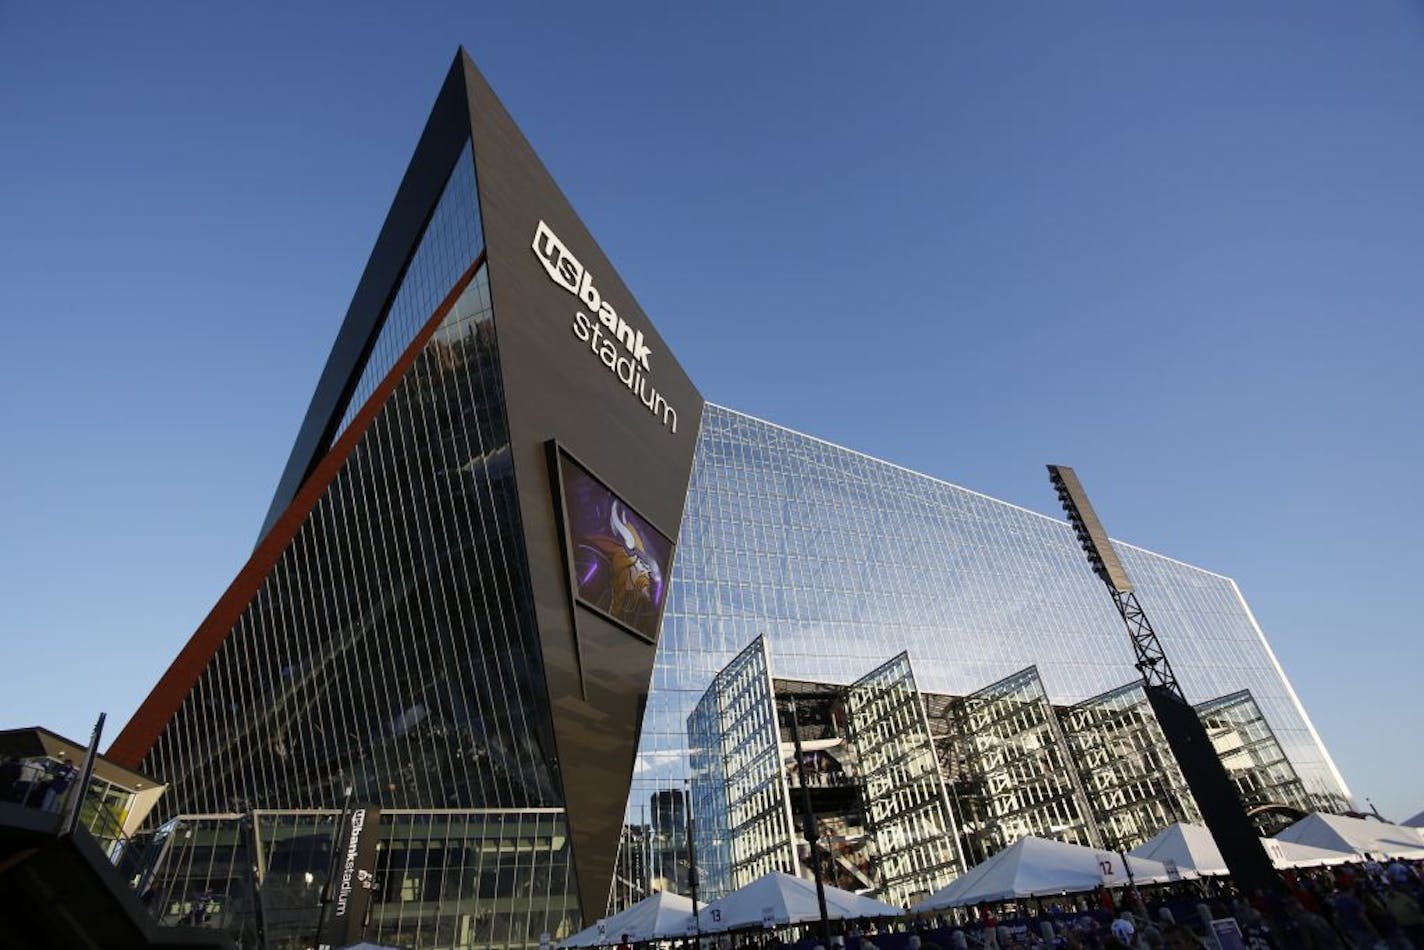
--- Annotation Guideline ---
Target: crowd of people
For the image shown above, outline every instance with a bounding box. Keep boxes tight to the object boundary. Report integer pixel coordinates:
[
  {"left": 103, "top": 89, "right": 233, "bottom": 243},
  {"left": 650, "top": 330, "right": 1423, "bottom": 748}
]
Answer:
[
  {"left": 637, "top": 858, "right": 1424, "bottom": 950},
  {"left": 0, "top": 754, "right": 78, "bottom": 812},
  {"left": 870, "top": 860, "right": 1423, "bottom": 948}
]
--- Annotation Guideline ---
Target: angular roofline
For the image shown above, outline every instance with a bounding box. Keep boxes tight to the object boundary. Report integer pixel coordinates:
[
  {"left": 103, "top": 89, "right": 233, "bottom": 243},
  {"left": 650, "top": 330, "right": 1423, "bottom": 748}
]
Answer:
[
  {"left": 1227, "top": 577, "right": 1353, "bottom": 801},
  {"left": 704, "top": 402, "right": 1233, "bottom": 582},
  {"left": 256, "top": 50, "right": 477, "bottom": 546}
]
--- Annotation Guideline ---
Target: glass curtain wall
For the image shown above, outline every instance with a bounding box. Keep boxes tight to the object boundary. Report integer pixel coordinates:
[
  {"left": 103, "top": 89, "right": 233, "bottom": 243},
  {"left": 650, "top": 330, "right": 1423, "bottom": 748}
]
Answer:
[
  {"left": 133, "top": 809, "right": 575, "bottom": 950},
  {"left": 941, "top": 667, "right": 1101, "bottom": 865},
  {"left": 630, "top": 407, "right": 1349, "bottom": 903},
  {"left": 686, "top": 636, "right": 797, "bottom": 900},
  {"left": 843, "top": 654, "right": 961, "bottom": 908},
  {"left": 1059, "top": 683, "right": 1203, "bottom": 851},
  {"left": 1196, "top": 691, "right": 1315, "bottom": 824},
  {"left": 137, "top": 814, "right": 259, "bottom": 943},
  {"left": 334, "top": 143, "right": 483, "bottom": 439},
  {"left": 135, "top": 144, "right": 578, "bottom": 948}
]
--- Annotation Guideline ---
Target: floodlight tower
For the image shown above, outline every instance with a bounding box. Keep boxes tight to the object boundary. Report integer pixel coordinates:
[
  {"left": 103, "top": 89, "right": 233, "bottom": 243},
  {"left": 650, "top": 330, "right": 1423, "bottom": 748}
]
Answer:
[{"left": 1047, "top": 465, "right": 1281, "bottom": 894}]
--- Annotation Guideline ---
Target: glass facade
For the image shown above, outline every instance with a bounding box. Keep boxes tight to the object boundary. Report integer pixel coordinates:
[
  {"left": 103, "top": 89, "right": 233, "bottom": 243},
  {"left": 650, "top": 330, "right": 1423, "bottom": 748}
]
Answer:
[
  {"left": 334, "top": 143, "right": 484, "bottom": 440},
  {"left": 133, "top": 148, "right": 579, "bottom": 947},
  {"left": 1197, "top": 690, "right": 1314, "bottom": 827},
  {"left": 1059, "top": 682, "right": 1202, "bottom": 851},
  {"left": 680, "top": 644, "right": 1322, "bottom": 909},
  {"left": 131, "top": 809, "right": 572, "bottom": 950},
  {"left": 939, "top": 666, "right": 1101, "bottom": 864},
  {"left": 686, "top": 637, "right": 797, "bottom": 901},
  {"left": 684, "top": 638, "right": 1333, "bottom": 912},
  {"left": 628, "top": 405, "right": 1350, "bottom": 901},
  {"left": 843, "top": 654, "right": 961, "bottom": 907}
]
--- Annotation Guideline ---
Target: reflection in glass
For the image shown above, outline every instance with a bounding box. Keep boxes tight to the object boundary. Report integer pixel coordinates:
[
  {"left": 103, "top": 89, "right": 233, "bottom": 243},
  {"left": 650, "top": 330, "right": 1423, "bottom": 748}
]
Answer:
[{"left": 626, "top": 406, "right": 1350, "bottom": 906}]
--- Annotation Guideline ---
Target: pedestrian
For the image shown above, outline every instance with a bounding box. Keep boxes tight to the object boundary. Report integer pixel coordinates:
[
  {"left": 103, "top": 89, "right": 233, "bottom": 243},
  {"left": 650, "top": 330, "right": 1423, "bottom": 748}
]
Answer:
[
  {"left": 41, "top": 759, "right": 76, "bottom": 811},
  {"left": 1111, "top": 910, "right": 1136, "bottom": 946}
]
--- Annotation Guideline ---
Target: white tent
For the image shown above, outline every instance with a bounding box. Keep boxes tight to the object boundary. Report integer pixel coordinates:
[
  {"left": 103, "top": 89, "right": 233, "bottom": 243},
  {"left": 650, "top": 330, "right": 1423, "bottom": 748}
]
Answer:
[
  {"left": 911, "top": 837, "right": 1171, "bottom": 911},
  {"left": 1276, "top": 813, "right": 1424, "bottom": 860},
  {"left": 559, "top": 891, "right": 698, "bottom": 947},
  {"left": 697, "top": 871, "right": 900, "bottom": 933},
  {"left": 1128, "top": 823, "right": 1226, "bottom": 878},
  {"left": 1262, "top": 837, "right": 1356, "bottom": 869}
]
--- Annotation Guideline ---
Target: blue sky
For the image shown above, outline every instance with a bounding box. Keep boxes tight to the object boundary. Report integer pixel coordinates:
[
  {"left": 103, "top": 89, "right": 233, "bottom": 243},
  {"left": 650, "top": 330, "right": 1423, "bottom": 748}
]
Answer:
[{"left": 1, "top": 5, "right": 1420, "bottom": 820}]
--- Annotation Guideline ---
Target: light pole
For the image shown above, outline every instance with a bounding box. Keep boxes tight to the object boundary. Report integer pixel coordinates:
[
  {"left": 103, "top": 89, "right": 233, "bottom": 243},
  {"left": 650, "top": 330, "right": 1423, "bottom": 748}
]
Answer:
[
  {"left": 1047, "top": 464, "right": 1281, "bottom": 894},
  {"left": 788, "top": 698, "right": 832, "bottom": 946},
  {"left": 684, "top": 779, "right": 702, "bottom": 941}
]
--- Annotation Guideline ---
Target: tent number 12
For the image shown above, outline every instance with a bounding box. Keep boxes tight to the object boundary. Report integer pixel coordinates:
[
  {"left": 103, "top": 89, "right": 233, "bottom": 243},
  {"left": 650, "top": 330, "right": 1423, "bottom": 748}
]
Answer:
[{"left": 1099, "top": 860, "right": 1113, "bottom": 876}]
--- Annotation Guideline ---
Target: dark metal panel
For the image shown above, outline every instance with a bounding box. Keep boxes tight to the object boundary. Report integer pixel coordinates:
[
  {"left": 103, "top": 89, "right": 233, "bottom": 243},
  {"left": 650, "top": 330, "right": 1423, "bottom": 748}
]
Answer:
[
  {"left": 257, "top": 54, "right": 476, "bottom": 545},
  {"left": 461, "top": 52, "right": 705, "bottom": 922}
]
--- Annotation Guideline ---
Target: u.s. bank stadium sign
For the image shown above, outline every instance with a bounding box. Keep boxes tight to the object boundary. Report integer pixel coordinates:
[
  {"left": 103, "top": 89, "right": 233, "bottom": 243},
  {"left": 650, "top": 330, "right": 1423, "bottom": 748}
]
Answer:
[{"left": 533, "top": 221, "right": 679, "bottom": 434}]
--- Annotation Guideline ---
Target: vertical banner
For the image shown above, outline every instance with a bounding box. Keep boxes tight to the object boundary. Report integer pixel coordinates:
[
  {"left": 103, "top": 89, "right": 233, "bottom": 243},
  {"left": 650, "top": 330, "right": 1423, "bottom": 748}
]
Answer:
[{"left": 317, "top": 806, "right": 382, "bottom": 950}]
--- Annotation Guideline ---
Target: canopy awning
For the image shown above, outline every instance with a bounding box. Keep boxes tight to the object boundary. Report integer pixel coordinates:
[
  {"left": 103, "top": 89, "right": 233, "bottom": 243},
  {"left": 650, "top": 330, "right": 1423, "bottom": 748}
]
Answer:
[
  {"left": 1128, "top": 823, "right": 1226, "bottom": 878},
  {"left": 1275, "top": 813, "right": 1424, "bottom": 860},
  {"left": 1262, "top": 837, "right": 1356, "bottom": 869},
  {"left": 911, "top": 837, "right": 1171, "bottom": 911},
  {"left": 698, "top": 871, "right": 900, "bottom": 933},
  {"left": 559, "top": 891, "right": 698, "bottom": 948}
]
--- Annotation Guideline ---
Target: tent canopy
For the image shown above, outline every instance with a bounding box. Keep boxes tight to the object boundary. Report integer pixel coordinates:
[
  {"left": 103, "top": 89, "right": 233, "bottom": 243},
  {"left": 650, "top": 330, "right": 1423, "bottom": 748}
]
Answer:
[
  {"left": 560, "top": 891, "right": 697, "bottom": 948},
  {"left": 1276, "top": 813, "right": 1424, "bottom": 860},
  {"left": 1128, "top": 823, "right": 1226, "bottom": 878},
  {"left": 698, "top": 871, "right": 900, "bottom": 933},
  {"left": 911, "top": 837, "right": 1170, "bottom": 911},
  {"left": 1401, "top": 810, "right": 1424, "bottom": 830},
  {"left": 1128, "top": 821, "right": 1363, "bottom": 872},
  {"left": 1263, "top": 837, "right": 1356, "bottom": 869}
]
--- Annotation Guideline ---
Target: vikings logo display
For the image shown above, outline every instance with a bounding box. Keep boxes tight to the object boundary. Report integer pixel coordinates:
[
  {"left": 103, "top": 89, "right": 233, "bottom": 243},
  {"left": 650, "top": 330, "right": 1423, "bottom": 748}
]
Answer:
[{"left": 558, "top": 455, "right": 673, "bottom": 642}]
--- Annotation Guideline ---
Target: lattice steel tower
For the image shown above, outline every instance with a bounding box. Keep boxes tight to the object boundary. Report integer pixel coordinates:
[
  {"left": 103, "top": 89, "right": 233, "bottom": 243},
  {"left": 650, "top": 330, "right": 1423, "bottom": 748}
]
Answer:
[{"left": 1047, "top": 465, "right": 1281, "bottom": 893}]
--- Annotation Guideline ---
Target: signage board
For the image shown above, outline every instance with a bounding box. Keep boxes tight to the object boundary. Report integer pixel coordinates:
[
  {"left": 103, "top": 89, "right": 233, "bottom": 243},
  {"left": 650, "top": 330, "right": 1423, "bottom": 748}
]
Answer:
[
  {"left": 1211, "top": 918, "right": 1246, "bottom": 950},
  {"left": 1094, "top": 850, "right": 1118, "bottom": 884},
  {"left": 316, "top": 806, "right": 382, "bottom": 950}
]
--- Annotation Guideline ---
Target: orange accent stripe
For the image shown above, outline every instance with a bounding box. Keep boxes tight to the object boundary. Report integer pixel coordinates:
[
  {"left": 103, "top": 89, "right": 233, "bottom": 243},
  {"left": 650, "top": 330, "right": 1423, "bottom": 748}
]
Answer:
[{"left": 107, "top": 254, "right": 486, "bottom": 769}]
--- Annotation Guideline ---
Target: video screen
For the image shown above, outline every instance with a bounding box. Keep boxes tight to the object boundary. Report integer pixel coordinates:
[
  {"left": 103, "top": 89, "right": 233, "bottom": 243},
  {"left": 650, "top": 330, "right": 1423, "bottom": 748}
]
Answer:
[{"left": 558, "top": 454, "right": 674, "bottom": 642}]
